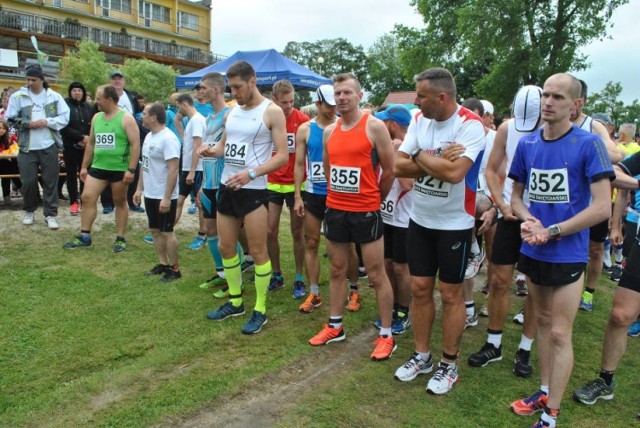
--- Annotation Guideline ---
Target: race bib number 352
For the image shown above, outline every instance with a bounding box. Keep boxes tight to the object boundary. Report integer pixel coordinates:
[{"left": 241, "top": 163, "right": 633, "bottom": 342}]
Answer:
[
  {"left": 528, "top": 167, "right": 569, "bottom": 203},
  {"left": 95, "top": 133, "right": 116, "bottom": 150},
  {"left": 330, "top": 166, "right": 360, "bottom": 193}
]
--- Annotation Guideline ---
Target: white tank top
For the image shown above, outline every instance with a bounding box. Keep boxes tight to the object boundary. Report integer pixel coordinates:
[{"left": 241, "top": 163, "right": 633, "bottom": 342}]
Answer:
[
  {"left": 221, "top": 99, "right": 273, "bottom": 190},
  {"left": 503, "top": 119, "right": 535, "bottom": 206},
  {"left": 578, "top": 115, "right": 593, "bottom": 132}
]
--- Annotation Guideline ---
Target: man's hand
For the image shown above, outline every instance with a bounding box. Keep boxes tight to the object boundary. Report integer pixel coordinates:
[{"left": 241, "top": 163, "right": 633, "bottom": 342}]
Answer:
[
  {"left": 497, "top": 202, "right": 519, "bottom": 221},
  {"left": 477, "top": 207, "right": 496, "bottom": 235},
  {"left": 133, "top": 190, "right": 142, "bottom": 206},
  {"left": 29, "top": 119, "right": 48, "bottom": 129},
  {"left": 79, "top": 167, "right": 88, "bottom": 183},
  {"left": 123, "top": 170, "right": 134, "bottom": 185},
  {"left": 186, "top": 171, "right": 195, "bottom": 185},
  {"left": 159, "top": 197, "right": 171, "bottom": 213},
  {"left": 441, "top": 143, "right": 465, "bottom": 162},
  {"left": 225, "top": 170, "right": 250, "bottom": 191},
  {"left": 293, "top": 194, "right": 305, "bottom": 217},
  {"left": 521, "top": 217, "right": 549, "bottom": 245}
]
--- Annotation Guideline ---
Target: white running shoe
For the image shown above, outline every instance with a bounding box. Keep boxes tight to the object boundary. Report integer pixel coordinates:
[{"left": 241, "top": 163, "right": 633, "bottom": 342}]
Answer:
[
  {"left": 45, "top": 216, "right": 60, "bottom": 230},
  {"left": 394, "top": 352, "right": 433, "bottom": 382},
  {"left": 23, "top": 212, "right": 35, "bottom": 225},
  {"left": 513, "top": 309, "right": 525, "bottom": 325},
  {"left": 426, "top": 362, "right": 459, "bottom": 395},
  {"left": 464, "top": 248, "right": 485, "bottom": 279}
]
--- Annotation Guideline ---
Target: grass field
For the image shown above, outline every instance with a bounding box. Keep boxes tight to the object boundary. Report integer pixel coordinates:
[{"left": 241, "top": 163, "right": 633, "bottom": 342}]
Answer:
[{"left": 0, "top": 203, "right": 638, "bottom": 427}]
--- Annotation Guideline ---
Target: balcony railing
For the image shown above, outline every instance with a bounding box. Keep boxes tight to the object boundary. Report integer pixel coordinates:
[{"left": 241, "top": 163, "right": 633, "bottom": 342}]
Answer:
[{"left": 0, "top": 8, "right": 221, "bottom": 65}]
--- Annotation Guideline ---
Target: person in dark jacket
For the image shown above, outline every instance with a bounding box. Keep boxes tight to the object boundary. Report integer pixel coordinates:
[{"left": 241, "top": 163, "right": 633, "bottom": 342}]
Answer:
[{"left": 60, "top": 81, "right": 95, "bottom": 215}]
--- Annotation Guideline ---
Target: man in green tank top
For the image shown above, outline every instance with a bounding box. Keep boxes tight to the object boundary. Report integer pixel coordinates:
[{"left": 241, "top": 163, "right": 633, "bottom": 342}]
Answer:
[{"left": 63, "top": 84, "right": 140, "bottom": 252}]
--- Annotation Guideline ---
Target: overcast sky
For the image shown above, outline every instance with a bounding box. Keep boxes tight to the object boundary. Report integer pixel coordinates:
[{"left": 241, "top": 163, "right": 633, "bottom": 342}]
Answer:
[{"left": 210, "top": 0, "right": 639, "bottom": 104}]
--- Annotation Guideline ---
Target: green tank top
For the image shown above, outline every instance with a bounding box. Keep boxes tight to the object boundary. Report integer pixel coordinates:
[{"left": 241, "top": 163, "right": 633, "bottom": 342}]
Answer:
[{"left": 92, "top": 110, "right": 131, "bottom": 171}]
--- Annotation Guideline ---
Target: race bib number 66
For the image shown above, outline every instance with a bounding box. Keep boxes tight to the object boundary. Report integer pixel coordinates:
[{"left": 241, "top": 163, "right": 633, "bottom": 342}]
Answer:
[
  {"left": 330, "top": 166, "right": 360, "bottom": 193},
  {"left": 528, "top": 167, "right": 569, "bottom": 203}
]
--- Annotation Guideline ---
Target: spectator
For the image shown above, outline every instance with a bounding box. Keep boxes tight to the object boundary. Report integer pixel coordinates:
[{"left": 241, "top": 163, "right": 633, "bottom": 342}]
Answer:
[{"left": 0, "top": 119, "right": 19, "bottom": 206}]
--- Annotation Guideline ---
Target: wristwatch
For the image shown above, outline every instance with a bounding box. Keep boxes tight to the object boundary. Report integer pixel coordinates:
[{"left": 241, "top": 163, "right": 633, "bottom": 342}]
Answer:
[
  {"left": 548, "top": 224, "right": 562, "bottom": 238},
  {"left": 248, "top": 168, "right": 257, "bottom": 180},
  {"left": 127, "top": 167, "right": 136, "bottom": 174},
  {"left": 411, "top": 148, "right": 421, "bottom": 161}
]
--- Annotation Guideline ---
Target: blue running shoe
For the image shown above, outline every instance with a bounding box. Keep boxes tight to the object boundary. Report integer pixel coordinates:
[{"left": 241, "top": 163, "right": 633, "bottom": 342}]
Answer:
[
  {"left": 268, "top": 275, "right": 284, "bottom": 291},
  {"left": 241, "top": 310, "right": 267, "bottom": 334},
  {"left": 102, "top": 205, "right": 114, "bottom": 214},
  {"left": 63, "top": 235, "right": 92, "bottom": 249},
  {"left": 143, "top": 235, "right": 154, "bottom": 245},
  {"left": 628, "top": 320, "right": 640, "bottom": 337},
  {"left": 187, "top": 203, "right": 197, "bottom": 214},
  {"left": 579, "top": 290, "right": 593, "bottom": 311},
  {"left": 188, "top": 235, "right": 207, "bottom": 250},
  {"left": 292, "top": 280, "right": 306, "bottom": 299},
  {"left": 372, "top": 318, "right": 382, "bottom": 329},
  {"left": 392, "top": 315, "right": 411, "bottom": 335},
  {"left": 206, "top": 301, "right": 245, "bottom": 320},
  {"left": 129, "top": 205, "right": 145, "bottom": 213}
]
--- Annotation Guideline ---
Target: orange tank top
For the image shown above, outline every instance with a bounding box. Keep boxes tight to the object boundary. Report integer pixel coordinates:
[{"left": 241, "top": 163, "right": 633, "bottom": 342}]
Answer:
[{"left": 326, "top": 114, "right": 380, "bottom": 212}]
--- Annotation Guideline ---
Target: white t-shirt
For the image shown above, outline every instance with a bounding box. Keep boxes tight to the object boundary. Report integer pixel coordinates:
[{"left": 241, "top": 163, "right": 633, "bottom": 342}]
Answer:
[
  {"left": 182, "top": 112, "right": 206, "bottom": 172},
  {"left": 118, "top": 92, "right": 134, "bottom": 114},
  {"left": 381, "top": 178, "right": 413, "bottom": 228},
  {"left": 28, "top": 90, "right": 54, "bottom": 150},
  {"left": 141, "top": 127, "right": 181, "bottom": 200},
  {"left": 477, "top": 128, "right": 496, "bottom": 195},
  {"left": 399, "top": 106, "right": 486, "bottom": 230}
]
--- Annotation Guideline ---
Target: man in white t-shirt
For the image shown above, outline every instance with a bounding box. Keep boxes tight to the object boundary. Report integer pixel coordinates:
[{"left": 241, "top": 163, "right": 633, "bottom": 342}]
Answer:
[{"left": 134, "top": 102, "right": 181, "bottom": 282}]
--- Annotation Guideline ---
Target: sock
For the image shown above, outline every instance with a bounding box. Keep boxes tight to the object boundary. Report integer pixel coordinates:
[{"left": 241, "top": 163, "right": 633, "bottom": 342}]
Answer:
[
  {"left": 80, "top": 230, "right": 91, "bottom": 239},
  {"left": 541, "top": 407, "right": 558, "bottom": 427},
  {"left": 294, "top": 273, "right": 304, "bottom": 282},
  {"left": 603, "top": 239, "right": 612, "bottom": 268},
  {"left": 540, "top": 385, "right": 549, "bottom": 395},
  {"left": 328, "top": 316, "right": 342, "bottom": 329},
  {"left": 599, "top": 369, "right": 615, "bottom": 386},
  {"left": 417, "top": 351, "right": 431, "bottom": 361},
  {"left": 518, "top": 334, "right": 534, "bottom": 352},
  {"left": 487, "top": 329, "right": 502, "bottom": 348},
  {"left": 349, "top": 282, "right": 359, "bottom": 291},
  {"left": 516, "top": 273, "right": 525, "bottom": 281},
  {"left": 465, "top": 301, "right": 476, "bottom": 317},
  {"left": 198, "top": 231, "right": 206, "bottom": 237},
  {"left": 208, "top": 236, "right": 223, "bottom": 269},
  {"left": 585, "top": 287, "right": 595, "bottom": 295},
  {"left": 380, "top": 327, "right": 392, "bottom": 337},
  {"left": 613, "top": 245, "right": 624, "bottom": 263},
  {"left": 310, "top": 283, "right": 319, "bottom": 295},
  {"left": 441, "top": 358, "right": 456, "bottom": 369},
  {"left": 223, "top": 254, "right": 243, "bottom": 307},
  {"left": 116, "top": 236, "right": 125, "bottom": 242},
  {"left": 171, "top": 263, "right": 179, "bottom": 272},
  {"left": 470, "top": 240, "right": 480, "bottom": 255},
  {"left": 254, "top": 261, "right": 272, "bottom": 314},
  {"left": 216, "top": 267, "right": 226, "bottom": 279}
]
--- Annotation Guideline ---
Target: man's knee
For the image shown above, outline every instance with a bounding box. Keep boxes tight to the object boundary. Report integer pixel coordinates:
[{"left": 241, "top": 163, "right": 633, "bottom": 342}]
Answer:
[
  {"left": 589, "top": 242, "right": 604, "bottom": 259},
  {"left": 440, "top": 284, "right": 463, "bottom": 305},
  {"left": 609, "top": 305, "right": 637, "bottom": 328},
  {"left": 412, "top": 280, "right": 434, "bottom": 301}
]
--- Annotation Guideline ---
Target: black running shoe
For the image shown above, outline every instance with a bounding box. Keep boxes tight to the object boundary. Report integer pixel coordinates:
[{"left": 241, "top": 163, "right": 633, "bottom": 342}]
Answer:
[
  {"left": 468, "top": 342, "right": 502, "bottom": 367},
  {"left": 513, "top": 348, "right": 533, "bottom": 378},
  {"left": 160, "top": 269, "right": 182, "bottom": 283},
  {"left": 145, "top": 264, "right": 168, "bottom": 276}
]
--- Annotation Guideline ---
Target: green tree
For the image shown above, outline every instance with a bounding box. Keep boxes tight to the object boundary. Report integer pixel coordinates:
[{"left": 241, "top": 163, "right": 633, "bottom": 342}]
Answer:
[
  {"left": 58, "top": 40, "right": 109, "bottom": 96},
  {"left": 585, "top": 81, "right": 640, "bottom": 126},
  {"left": 366, "top": 34, "right": 413, "bottom": 106},
  {"left": 120, "top": 58, "right": 177, "bottom": 104},
  {"left": 396, "top": 0, "right": 629, "bottom": 114}
]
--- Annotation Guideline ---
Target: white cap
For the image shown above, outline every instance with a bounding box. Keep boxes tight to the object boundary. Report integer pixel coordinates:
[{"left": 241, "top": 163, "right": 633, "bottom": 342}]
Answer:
[
  {"left": 513, "top": 85, "right": 542, "bottom": 132},
  {"left": 316, "top": 84, "right": 336, "bottom": 106},
  {"left": 480, "top": 100, "right": 494, "bottom": 115}
]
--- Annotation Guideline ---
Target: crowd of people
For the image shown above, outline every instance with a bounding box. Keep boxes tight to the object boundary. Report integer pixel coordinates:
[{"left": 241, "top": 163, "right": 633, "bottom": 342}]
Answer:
[{"left": 2, "top": 60, "right": 640, "bottom": 427}]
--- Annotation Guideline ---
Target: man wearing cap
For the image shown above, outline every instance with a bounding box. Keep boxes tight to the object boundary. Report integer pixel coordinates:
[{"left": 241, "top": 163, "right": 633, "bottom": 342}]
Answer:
[
  {"left": 266, "top": 80, "right": 310, "bottom": 298},
  {"left": 6, "top": 64, "right": 70, "bottom": 229},
  {"left": 293, "top": 84, "right": 337, "bottom": 312},
  {"left": 375, "top": 104, "right": 414, "bottom": 334},
  {"left": 480, "top": 100, "right": 496, "bottom": 130},
  {"left": 593, "top": 112, "right": 615, "bottom": 140},
  {"left": 467, "top": 85, "right": 542, "bottom": 379}
]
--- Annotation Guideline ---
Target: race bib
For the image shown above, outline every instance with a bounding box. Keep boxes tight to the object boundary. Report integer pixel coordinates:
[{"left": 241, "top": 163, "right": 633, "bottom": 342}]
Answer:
[
  {"left": 287, "top": 133, "right": 296, "bottom": 154},
  {"left": 414, "top": 175, "right": 451, "bottom": 198},
  {"left": 310, "top": 161, "right": 326, "bottom": 183},
  {"left": 141, "top": 155, "right": 149, "bottom": 172},
  {"left": 528, "top": 167, "right": 569, "bottom": 203},
  {"left": 224, "top": 142, "right": 248, "bottom": 166},
  {"left": 95, "top": 133, "right": 116, "bottom": 150},
  {"left": 330, "top": 166, "right": 360, "bottom": 193},
  {"left": 381, "top": 198, "right": 395, "bottom": 221}
]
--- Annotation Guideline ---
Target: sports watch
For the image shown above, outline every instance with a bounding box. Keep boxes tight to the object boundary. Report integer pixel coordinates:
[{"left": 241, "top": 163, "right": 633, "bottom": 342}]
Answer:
[
  {"left": 248, "top": 169, "right": 257, "bottom": 180},
  {"left": 411, "top": 148, "right": 421, "bottom": 161},
  {"left": 548, "top": 224, "right": 562, "bottom": 238},
  {"left": 127, "top": 167, "right": 136, "bottom": 174}
]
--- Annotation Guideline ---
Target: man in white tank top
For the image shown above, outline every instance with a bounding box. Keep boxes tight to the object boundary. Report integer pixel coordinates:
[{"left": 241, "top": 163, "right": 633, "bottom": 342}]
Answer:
[{"left": 201, "top": 61, "right": 288, "bottom": 335}]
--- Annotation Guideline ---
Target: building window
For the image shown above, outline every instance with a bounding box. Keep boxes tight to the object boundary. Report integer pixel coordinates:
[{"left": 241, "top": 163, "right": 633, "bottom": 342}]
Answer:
[
  {"left": 97, "top": 0, "right": 132, "bottom": 13},
  {"left": 138, "top": 2, "right": 170, "bottom": 24},
  {"left": 178, "top": 12, "right": 198, "bottom": 31}
]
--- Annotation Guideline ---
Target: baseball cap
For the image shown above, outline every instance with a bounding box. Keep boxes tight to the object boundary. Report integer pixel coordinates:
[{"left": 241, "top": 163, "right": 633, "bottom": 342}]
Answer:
[
  {"left": 194, "top": 83, "right": 203, "bottom": 90},
  {"left": 110, "top": 70, "right": 125, "bottom": 79},
  {"left": 316, "top": 84, "right": 336, "bottom": 106},
  {"left": 593, "top": 112, "right": 613, "bottom": 125},
  {"left": 374, "top": 104, "right": 412, "bottom": 126},
  {"left": 513, "top": 85, "right": 542, "bottom": 132},
  {"left": 480, "top": 100, "right": 494, "bottom": 115}
]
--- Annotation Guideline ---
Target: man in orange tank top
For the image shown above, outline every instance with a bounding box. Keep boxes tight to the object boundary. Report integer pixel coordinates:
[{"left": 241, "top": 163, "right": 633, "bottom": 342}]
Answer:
[{"left": 308, "top": 73, "right": 397, "bottom": 362}]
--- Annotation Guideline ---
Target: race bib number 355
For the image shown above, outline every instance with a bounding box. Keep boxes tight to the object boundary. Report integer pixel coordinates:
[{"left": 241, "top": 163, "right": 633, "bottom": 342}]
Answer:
[
  {"left": 95, "top": 133, "right": 116, "bottom": 150},
  {"left": 528, "top": 167, "right": 569, "bottom": 203},
  {"left": 330, "top": 166, "right": 360, "bottom": 193}
]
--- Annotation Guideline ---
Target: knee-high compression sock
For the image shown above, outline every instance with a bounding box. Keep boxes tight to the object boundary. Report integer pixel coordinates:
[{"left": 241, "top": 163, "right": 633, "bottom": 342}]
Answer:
[
  {"left": 254, "top": 260, "right": 272, "bottom": 314},
  {"left": 223, "top": 254, "right": 243, "bottom": 307},
  {"left": 208, "top": 236, "right": 223, "bottom": 270}
]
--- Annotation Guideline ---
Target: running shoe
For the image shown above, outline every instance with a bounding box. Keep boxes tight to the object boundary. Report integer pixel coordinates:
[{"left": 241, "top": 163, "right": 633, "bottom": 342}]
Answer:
[
  {"left": 394, "top": 352, "right": 433, "bottom": 382},
  {"left": 628, "top": 320, "right": 640, "bottom": 337},
  {"left": 213, "top": 286, "right": 229, "bottom": 299},
  {"left": 308, "top": 324, "right": 345, "bottom": 346},
  {"left": 268, "top": 275, "right": 284, "bottom": 291},
  {"left": 70, "top": 201, "right": 80, "bottom": 216},
  {"left": 609, "top": 264, "right": 623, "bottom": 282},
  {"left": 464, "top": 248, "right": 485, "bottom": 279},
  {"left": 479, "top": 304, "right": 489, "bottom": 317},
  {"left": 531, "top": 418, "right": 555, "bottom": 428},
  {"left": 292, "top": 280, "right": 306, "bottom": 299},
  {"left": 188, "top": 235, "right": 207, "bottom": 250},
  {"left": 299, "top": 293, "right": 322, "bottom": 313},
  {"left": 392, "top": 315, "right": 410, "bottom": 335},
  {"left": 23, "top": 212, "right": 35, "bottom": 225},
  {"left": 513, "top": 348, "right": 533, "bottom": 378},
  {"left": 358, "top": 267, "right": 367, "bottom": 278},
  {"left": 63, "top": 235, "right": 92, "bottom": 249},
  {"left": 510, "top": 390, "right": 548, "bottom": 415},
  {"left": 143, "top": 235, "right": 154, "bottom": 244},
  {"left": 102, "top": 205, "right": 114, "bottom": 214},
  {"left": 241, "top": 259, "right": 255, "bottom": 272},
  {"left": 602, "top": 263, "right": 613, "bottom": 273},
  {"left": 513, "top": 309, "right": 525, "bottom": 325},
  {"left": 199, "top": 274, "right": 227, "bottom": 289},
  {"left": 370, "top": 336, "right": 396, "bottom": 361},
  {"left": 207, "top": 301, "right": 245, "bottom": 320},
  {"left": 346, "top": 290, "right": 361, "bottom": 312},
  {"left": 45, "top": 216, "right": 60, "bottom": 230},
  {"left": 145, "top": 264, "right": 168, "bottom": 276},
  {"left": 113, "top": 238, "right": 126, "bottom": 253},
  {"left": 468, "top": 343, "right": 502, "bottom": 367},
  {"left": 516, "top": 277, "right": 528, "bottom": 296},
  {"left": 465, "top": 312, "right": 479, "bottom": 329},
  {"left": 579, "top": 290, "right": 593, "bottom": 311},
  {"left": 573, "top": 378, "right": 615, "bottom": 405},
  {"left": 187, "top": 202, "right": 197, "bottom": 214},
  {"left": 129, "top": 205, "right": 145, "bottom": 213},
  {"left": 160, "top": 269, "right": 181, "bottom": 283},
  {"left": 241, "top": 310, "right": 267, "bottom": 334},
  {"left": 426, "top": 362, "right": 459, "bottom": 395}
]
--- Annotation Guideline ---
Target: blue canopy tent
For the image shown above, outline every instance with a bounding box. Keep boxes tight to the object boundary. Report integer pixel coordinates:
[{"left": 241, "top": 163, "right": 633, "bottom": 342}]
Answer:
[{"left": 175, "top": 49, "right": 331, "bottom": 90}]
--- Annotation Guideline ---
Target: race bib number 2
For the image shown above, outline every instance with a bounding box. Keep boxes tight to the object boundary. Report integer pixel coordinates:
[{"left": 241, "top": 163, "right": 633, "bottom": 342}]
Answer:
[
  {"left": 330, "top": 166, "right": 360, "bottom": 193},
  {"left": 95, "top": 133, "right": 115, "bottom": 150},
  {"left": 310, "top": 161, "right": 326, "bottom": 183},
  {"left": 528, "top": 167, "right": 569, "bottom": 203},
  {"left": 224, "top": 142, "right": 247, "bottom": 166}
]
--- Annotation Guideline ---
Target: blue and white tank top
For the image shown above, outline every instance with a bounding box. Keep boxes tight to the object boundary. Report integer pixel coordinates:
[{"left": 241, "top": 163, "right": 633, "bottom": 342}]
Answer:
[
  {"left": 202, "top": 105, "right": 230, "bottom": 190},
  {"left": 305, "top": 119, "right": 328, "bottom": 195}
]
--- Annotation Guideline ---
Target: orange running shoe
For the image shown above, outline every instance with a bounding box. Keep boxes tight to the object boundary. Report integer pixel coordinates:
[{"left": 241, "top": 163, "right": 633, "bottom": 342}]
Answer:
[
  {"left": 510, "top": 390, "right": 548, "bottom": 415},
  {"left": 309, "top": 324, "right": 345, "bottom": 346},
  {"left": 346, "top": 290, "right": 361, "bottom": 312},
  {"left": 370, "top": 336, "right": 397, "bottom": 361},
  {"left": 299, "top": 293, "right": 322, "bottom": 313}
]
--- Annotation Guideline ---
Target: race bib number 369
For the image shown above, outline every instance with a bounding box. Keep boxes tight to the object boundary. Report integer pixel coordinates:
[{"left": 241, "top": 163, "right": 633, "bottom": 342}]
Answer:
[
  {"left": 528, "top": 167, "right": 569, "bottom": 203},
  {"left": 95, "top": 133, "right": 116, "bottom": 150},
  {"left": 330, "top": 166, "right": 360, "bottom": 193}
]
